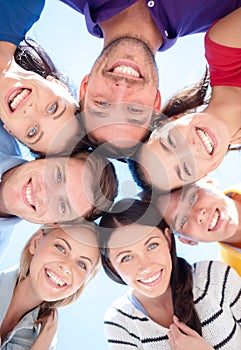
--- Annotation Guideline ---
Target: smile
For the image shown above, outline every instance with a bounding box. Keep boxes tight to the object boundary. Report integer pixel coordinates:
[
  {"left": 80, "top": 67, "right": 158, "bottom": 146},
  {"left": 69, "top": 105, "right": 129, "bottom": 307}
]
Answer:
[
  {"left": 108, "top": 61, "right": 143, "bottom": 79},
  {"left": 23, "top": 179, "right": 36, "bottom": 211},
  {"left": 208, "top": 209, "right": 220, "bottom": 231},
  {"left": 7, "top": 88, "right": 31, "bottom": 112},
  {"left": 45, "top": 268, "right": 67, "bottom": 287},
  {"left": 138, "top": 270, "right": 162, "bottom": 285},
  {"left": 196, "top": 127, "right": 215, "bottom": 155}
]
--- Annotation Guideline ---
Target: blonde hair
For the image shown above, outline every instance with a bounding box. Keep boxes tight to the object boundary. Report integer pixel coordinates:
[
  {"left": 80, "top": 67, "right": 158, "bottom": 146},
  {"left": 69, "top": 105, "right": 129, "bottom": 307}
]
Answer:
[{"left": 17, "top": 223, "right": 100, "bottom": 323}]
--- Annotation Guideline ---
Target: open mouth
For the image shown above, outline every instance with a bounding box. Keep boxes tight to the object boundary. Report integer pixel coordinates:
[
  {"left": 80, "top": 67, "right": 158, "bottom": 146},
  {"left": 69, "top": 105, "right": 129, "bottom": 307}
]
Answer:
[
  {"left": 108, "top": 61, "right": 143, "bottom": 79},
  {"left": 138, "top": 270, "right": 162, "bottom": 285},
  {"left": 45, "top": 268, "right": 67, "bottom": 287},
  {"left": 24, "top": 178, "right": 36, "bottom": 211},
  {"left": 208, "top": 208, "right": 220, "bottom": 231},
  {"left": 196, "top": 127, "right": 215, "bottom": 155},
  {"left": 8, "top": 88, "right": 31, "bottom": 112}
]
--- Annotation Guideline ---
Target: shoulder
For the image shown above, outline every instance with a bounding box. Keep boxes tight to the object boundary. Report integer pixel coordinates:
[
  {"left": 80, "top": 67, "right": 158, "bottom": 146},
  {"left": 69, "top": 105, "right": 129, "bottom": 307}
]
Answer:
[{"left": 193, "top": 260, "right": 241, "bottom": 299}]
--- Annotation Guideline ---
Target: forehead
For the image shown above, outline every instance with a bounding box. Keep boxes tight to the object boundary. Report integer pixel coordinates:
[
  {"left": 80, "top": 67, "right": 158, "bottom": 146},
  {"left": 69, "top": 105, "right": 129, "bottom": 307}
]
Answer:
[
  {"left": 107, "top": 224, "right": 163, "bottom": 250},
  {"left": 45, "top": 227, "right": 99, "bottom": 255}
]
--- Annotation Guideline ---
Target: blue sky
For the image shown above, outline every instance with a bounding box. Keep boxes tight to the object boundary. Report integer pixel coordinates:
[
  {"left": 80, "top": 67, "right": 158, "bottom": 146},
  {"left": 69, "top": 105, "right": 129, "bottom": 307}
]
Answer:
[{"left": 2, "top": 1, "right": 241, "bottom": 349}]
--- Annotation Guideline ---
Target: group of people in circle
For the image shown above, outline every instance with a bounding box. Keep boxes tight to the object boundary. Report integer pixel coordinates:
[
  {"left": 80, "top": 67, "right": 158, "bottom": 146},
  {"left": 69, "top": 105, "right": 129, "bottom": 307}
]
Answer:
[{"left": 1, "top": 1, "right": 241, "bottom": 349}]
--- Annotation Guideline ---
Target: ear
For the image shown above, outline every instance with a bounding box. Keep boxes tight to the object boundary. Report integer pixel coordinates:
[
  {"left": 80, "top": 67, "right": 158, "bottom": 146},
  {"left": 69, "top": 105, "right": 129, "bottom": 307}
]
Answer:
[
  {"left": 46, "top": 75, "right": 68, "bottom": 90},
  {"left": 29, "top": 229, "right": 44, "bottom": 255},
  {"left": 178, "top": 236, "right": 198, "bottom": 246},
  {"left": 230, "top": 128, "right": 241, "bottom": 144},
  {"left": 79, "top": 74, "right": 90, "bottom": 100},
  {"left": 163, "top": 227, "right": 173, "bottom": 249},
  {"left": 154, "top": 89, "right": 161, "bottom": 111}
]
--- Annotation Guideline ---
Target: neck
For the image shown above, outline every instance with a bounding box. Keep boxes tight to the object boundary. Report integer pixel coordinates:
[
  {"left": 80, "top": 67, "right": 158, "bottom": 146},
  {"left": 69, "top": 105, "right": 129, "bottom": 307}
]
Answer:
[
  {"left": 99, "top": 0, "right": 163, "bottom": 53},
  {"left": 206, "top": 86, "right": 241, "bottom": 139},
  {"left": 1, "top": 277, "right": 41, "bottom": 341},
  {"left": 0, "top": 41, "right": 17, "bottom": 74}
]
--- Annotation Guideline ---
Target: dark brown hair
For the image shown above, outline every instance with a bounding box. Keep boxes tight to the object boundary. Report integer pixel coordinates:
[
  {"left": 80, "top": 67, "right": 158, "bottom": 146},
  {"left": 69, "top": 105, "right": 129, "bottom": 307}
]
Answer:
[{"left": 99, "top": 199, "right": 202, "bottom": 335}]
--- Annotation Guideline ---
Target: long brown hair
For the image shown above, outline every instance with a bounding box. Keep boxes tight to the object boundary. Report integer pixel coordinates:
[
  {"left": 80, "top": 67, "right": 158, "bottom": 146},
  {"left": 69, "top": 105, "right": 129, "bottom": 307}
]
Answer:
[{"left": 99, "top": 199, "right": 202, "bottom": 335}]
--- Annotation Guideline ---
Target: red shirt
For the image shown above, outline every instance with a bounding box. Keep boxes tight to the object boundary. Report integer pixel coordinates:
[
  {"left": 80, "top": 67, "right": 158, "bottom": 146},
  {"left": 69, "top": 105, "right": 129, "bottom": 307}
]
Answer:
[{"left": 205, "top": 30, "right": 241, "bottom": 87}]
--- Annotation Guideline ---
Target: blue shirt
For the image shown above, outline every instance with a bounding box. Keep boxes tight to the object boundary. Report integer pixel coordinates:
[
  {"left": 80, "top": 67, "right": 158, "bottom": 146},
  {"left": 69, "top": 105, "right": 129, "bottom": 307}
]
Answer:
[
  {"left": 0, "top": 265, "right": 57, "bottom": 350},
  {"left": 60, "top": 0, "right": 241, "bottom": 51},
  {"left": 0, "top": 122, "right": 26, "bottom": 262},
  {"left": 0, "top": 0, "right": 45, "bottom": 45}
]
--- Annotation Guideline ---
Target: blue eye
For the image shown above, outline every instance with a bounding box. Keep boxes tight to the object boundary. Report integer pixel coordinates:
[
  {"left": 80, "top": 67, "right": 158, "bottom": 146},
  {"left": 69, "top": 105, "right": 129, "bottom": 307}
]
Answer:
[
  {"left": 77, "top": 261, "right": 87, "bottom": 270},
  {"left": 148, "top": 242, "right": 158, "bottom": 250},
  {"left": 60, "top": 200, "right": 66, "bottom": 214},
  {"left": 180, "top": 216, "right": 187, "bottom": 228},
  {"left": 56, "top": 168, "right": 62, "bottom": 184},
  {"left": 55, "top": 244, "right": 65, "bottom": 253},
  {"left": 121, "top": 255, "right": 132, "bottom": 263},
  {"left": 48, "top": 103, "right": 58, "bottom": 114},
  {"left": 28, "top": 125, "right": 38, "bottom": 138},
  {"left": 190, "top": 192, "right": 196, "bottom": 205}
]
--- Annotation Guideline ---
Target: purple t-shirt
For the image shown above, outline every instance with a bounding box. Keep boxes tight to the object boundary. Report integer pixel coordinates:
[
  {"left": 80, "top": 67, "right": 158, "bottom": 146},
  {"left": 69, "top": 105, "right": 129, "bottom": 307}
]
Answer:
[{"left": 59, "top": 0, "right": 241, "bottom": 51}]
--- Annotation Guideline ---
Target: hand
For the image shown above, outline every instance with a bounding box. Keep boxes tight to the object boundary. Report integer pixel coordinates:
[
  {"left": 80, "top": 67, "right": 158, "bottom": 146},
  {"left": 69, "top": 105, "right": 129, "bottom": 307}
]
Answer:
[
  {"left": 30, "top": 309, "right": 58, "bottom": 350},
  {"left": 167, "top": 316, "right": 214, "bottom": 350},
  {"left": 39, "top": 308, "right": 58, "bottom": 337}
]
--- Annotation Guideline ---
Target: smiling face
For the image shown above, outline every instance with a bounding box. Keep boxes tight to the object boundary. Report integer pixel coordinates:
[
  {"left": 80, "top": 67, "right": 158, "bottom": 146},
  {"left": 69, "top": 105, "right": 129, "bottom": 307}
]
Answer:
[
  {"left": 80, "top": 37, "right": 160, "bottom": 148},
  {"left": 29, "top": 226, "right": 99, "bottom": 302},
  {"left": 82, "top": 102, "right": 153, "bottom": 153},
  {"left": 139, "top": 112, "right": 231, "bottom": 190},
  {"left": 0, "top": 62, "right": 80, "bottom": 154},
  {"left": 108, "top": 224, "right": 172, "bottom": 299},
  {"left": 157, "top": 183, "right": 239, "bottom": 242},
  {"left": 0, "top": 156, "right": 94, "bottom": 223}
]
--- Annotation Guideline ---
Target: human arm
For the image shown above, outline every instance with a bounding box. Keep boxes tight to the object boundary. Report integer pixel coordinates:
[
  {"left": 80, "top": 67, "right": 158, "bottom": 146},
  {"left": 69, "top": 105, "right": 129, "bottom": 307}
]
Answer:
[
  {"left": 0, "top": 0, "right": 45, "bottom": 46},
  {"left": 168, "top": 316, "right": 214, "bottom": 350},
  {"left": 30, "top": 309, "right": 58, "bottom": 350},
  {"left": 208, "top": 7, "right": 241, "bottom": 48}
]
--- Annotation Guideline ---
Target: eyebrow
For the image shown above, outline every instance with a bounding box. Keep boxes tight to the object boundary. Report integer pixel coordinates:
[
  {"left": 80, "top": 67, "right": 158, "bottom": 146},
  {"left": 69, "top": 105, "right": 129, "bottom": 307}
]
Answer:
[
  {"left": 27, "top": 131, "right": 44, "bottom": 145},
  {"left": 26, "top": 106, "right": 67, "bottom": 145},
  {"left": 144, "top": 235, "right": 161, "bottom": 246},
  {"left": 53, "top": 104, "right": 67, "bottom": 120},
  {"left": 60, "top": 238, "right": 93, "bottom": 266},
  {"left": 87, "top": 110, "right": 109, "bottom": 118},
  {"left": 172, "top": 188, "right": 191, "bottom": 229}
]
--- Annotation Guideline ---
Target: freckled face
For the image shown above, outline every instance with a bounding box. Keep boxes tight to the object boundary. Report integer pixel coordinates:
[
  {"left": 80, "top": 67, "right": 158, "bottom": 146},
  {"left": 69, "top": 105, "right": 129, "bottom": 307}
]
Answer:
[
  {"left": 108, "top": 224, "right": 172, "bottom": 299},
  {"left": 29, "top": 227, "right": 100, "bottom": 302}
]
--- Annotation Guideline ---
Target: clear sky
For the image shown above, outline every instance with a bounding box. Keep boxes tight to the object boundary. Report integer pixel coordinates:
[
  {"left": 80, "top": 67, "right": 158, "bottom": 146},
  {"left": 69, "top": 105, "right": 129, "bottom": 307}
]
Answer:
[{"left": 2, "top": 1, "right": 241, "bottom": 349}]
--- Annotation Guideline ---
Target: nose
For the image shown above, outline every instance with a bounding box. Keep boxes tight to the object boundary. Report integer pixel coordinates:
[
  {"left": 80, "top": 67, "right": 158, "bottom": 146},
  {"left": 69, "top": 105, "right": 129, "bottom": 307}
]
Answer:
[
  {"left": 111, "top": 79, "right": 132, "bottom": 100},
  {"left": 34, "top": 181, "right": 49, "bottom": 217},
  {"left": 196, "top": 207, "right": 207, "bottom": 224},
  {"left": 59, "top": 262, "right": 71, "bottom": 275},
  {"left": 23, "top": 101, "right": 37, "bottom": 115}
]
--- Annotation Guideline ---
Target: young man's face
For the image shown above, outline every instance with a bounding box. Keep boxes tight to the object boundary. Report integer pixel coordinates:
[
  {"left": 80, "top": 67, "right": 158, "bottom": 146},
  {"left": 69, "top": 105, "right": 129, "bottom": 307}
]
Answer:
[
  {"left": 80, "top": 37, "right": 160, "bottom": 150},
  {"left": 1, "top": 157, "right": 94, "bottom": 223}
]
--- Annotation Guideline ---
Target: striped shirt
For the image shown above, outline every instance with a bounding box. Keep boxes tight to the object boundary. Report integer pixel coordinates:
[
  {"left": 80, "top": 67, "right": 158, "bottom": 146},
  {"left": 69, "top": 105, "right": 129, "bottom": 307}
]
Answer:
[{"left": 104, "top": 261, "right": 241, "bottom": 349}]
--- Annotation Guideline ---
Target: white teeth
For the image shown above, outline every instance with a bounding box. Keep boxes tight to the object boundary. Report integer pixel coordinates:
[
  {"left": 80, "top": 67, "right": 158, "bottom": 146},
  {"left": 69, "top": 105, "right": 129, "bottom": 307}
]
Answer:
[
  {"left": 46, "top": 269, "right": 66, "bottom": 287},
  {"left": 9, "top": 89, "right": 30, "bottom": 111},
  {"left": 25, "top": 184, "right": 35, "bottom": 207},
  {"left": 139, "top": 271, "right": 161, "bottom": 284},
  {"left": 113, "top": 65, "right": 140, "bottom": 77},
  {"left": 209, "top": 210, "right": 219, "bottom": 230},
  {"left": 197, "top": 128, "right": 214, "bottom": 155}
]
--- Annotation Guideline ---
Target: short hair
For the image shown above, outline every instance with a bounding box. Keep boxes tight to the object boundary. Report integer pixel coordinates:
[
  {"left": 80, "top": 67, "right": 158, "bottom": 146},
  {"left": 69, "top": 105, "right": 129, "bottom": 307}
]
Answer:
[{"left": 71, "top": 151, "right": 119, "bottom": 221}]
